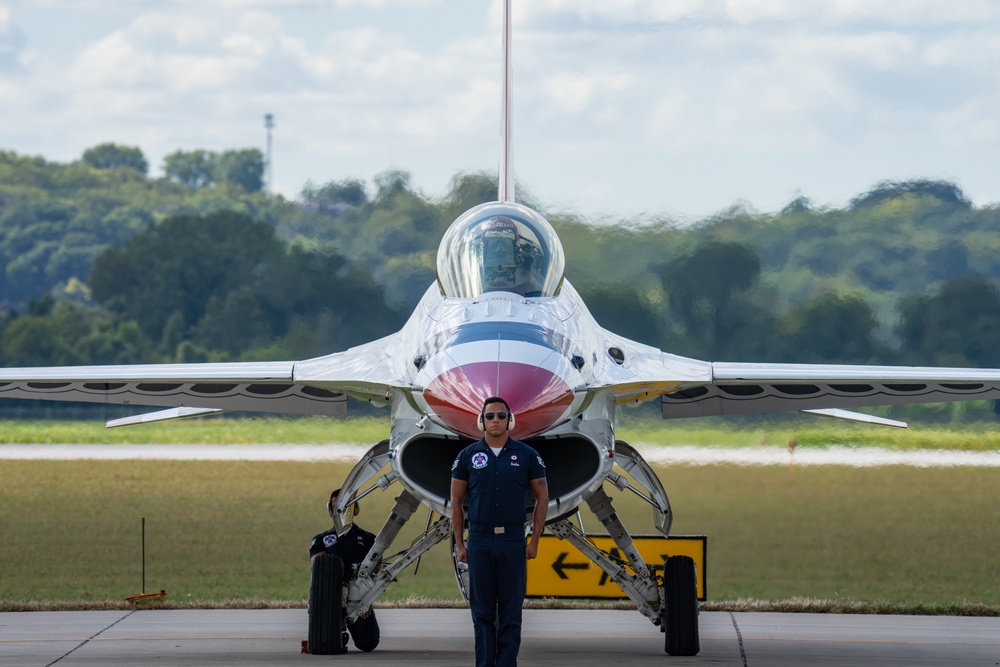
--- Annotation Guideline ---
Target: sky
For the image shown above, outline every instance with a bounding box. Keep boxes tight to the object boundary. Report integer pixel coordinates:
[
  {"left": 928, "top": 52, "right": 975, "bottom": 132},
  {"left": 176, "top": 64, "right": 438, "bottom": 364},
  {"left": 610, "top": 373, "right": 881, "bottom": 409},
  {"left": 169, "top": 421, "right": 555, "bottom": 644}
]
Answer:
[{"left": 2, "top": 0, "right": 1000, "bottom": 222}]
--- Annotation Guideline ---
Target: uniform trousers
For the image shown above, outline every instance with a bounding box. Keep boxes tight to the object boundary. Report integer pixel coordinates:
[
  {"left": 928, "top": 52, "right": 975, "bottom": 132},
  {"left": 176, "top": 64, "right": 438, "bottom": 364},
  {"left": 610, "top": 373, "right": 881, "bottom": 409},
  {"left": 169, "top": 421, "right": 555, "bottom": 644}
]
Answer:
[{"left": 467, "top": 532, "right": 527, "bottom": 667}]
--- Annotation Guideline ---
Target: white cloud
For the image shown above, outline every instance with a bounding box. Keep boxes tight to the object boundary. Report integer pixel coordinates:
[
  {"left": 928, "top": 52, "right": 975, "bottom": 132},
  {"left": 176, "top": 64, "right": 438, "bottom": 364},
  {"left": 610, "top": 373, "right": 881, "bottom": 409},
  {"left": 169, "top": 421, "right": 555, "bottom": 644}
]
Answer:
[
  {"left": 18, "top": 0, "right": 439, "bottom": 7},
  {"left": 0, "top": 6, "right": 26, "bottom": 68},
  {"left": 542, "top": 70, "right": 635, "bottom": 115},
  {"left": 517, "top": 0, "right": 1000, "bottom": 27},
  {"left": 519, "top": 0, "right": 712, "bottom": 24},
  {"left": 3, "top": 1, "right": 1000, "bottom": 216},
  {"left": 924, "top": 31, "right": 1000, "bottom": 70}
]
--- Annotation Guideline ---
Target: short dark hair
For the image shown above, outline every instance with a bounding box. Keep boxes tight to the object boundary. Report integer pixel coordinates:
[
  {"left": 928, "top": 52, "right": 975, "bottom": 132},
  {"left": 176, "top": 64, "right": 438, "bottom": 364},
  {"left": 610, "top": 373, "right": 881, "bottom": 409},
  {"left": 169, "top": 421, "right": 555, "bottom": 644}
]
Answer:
[{"left": 481, "top": 396, "right": 510, "bottom": 414}]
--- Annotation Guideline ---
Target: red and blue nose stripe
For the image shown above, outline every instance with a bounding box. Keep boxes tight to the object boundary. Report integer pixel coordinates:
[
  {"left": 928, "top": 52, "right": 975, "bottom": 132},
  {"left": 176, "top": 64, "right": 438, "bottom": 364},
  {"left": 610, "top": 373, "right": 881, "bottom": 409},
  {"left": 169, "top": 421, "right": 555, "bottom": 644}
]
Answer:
[{"left": 420, "top": 326, "right": 574, "bottom": 438}]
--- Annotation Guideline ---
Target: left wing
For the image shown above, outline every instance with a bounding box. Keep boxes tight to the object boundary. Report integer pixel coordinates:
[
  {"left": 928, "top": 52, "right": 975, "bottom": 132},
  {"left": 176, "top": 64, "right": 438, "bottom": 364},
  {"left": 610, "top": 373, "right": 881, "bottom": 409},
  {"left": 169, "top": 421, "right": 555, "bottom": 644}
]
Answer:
[
  {"left": 594, "top": 334, "right": 1000, "bottom": 419},
  {"left": 660, "top": 361, "right": 1000, "bottom": 419}
]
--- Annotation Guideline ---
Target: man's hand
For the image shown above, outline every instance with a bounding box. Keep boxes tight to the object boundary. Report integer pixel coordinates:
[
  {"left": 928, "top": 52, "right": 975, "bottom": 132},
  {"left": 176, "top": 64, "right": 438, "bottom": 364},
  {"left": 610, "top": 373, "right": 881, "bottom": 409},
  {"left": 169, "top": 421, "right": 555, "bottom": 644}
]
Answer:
[
  {"left": 455, "top": 540, "right": 468, "bottom": 563},
  {"left": 526, "top": 476, "right": 548, "bottom": 561}
]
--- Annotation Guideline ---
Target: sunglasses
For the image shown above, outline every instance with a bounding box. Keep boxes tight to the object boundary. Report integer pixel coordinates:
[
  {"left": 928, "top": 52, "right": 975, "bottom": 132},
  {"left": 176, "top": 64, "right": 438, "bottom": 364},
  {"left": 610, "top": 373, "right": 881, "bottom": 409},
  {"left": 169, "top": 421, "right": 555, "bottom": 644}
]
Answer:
[{"left": 483, "top": 411, "right": 508, "bottom": 421}]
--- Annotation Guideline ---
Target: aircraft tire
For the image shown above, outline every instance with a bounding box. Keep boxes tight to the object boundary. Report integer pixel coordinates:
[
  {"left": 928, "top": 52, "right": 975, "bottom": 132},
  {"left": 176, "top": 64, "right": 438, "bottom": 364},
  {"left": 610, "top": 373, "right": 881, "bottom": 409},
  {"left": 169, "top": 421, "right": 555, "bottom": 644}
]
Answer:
[
  {"left": 663, "top": 555, "right": 700, "bottom": 656},
  {"left": 348, "top": 610, "right": 380, "bottom": 652},
  {"left": 308, "top": 554, "right": 346, "bottom": 655}
]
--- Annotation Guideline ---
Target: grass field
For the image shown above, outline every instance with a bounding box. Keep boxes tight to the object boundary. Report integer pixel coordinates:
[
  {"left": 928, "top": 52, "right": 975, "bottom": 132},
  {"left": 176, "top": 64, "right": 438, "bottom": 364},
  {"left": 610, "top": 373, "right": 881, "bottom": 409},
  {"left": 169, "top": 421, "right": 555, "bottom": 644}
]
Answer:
[
  {"left": 3, "top": 413, "right": 1000, "bottom": 450},
  {"left": 2, "top": 416, "right": 1000, "bottom": 613}
]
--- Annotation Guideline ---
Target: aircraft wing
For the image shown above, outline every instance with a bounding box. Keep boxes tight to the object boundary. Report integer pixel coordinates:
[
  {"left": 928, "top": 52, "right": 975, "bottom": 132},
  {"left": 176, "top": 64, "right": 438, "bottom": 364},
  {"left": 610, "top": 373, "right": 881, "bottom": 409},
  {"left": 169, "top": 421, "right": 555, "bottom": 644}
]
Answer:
[
  {"left": 0, "top": 335, "right": 405, "bottom": 417},
  {"left": 595, "top": 335, "right": 1000, "bottom": 418},
  {"left": 660, "top": 361, "right": 1000, "bottom": 419}
]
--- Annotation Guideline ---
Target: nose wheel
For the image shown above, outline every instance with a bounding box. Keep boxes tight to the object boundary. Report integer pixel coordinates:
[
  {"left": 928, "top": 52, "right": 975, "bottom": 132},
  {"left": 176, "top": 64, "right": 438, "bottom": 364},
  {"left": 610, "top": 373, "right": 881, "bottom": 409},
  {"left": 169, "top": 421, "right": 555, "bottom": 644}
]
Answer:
[
  {"left": 308, "top": 554, "right": 346, "bottom": 655},
  {"left": 661, "top": 555, "right": 700, "bottom": 656}
]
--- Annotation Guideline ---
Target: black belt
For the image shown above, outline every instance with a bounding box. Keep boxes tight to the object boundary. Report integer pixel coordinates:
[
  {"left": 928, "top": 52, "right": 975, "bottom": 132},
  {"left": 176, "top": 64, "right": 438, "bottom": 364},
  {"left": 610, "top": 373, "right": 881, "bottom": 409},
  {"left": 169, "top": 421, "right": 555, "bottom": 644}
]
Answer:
[{"left": 469, "top": 524, "right": 524, "bottom": 535}]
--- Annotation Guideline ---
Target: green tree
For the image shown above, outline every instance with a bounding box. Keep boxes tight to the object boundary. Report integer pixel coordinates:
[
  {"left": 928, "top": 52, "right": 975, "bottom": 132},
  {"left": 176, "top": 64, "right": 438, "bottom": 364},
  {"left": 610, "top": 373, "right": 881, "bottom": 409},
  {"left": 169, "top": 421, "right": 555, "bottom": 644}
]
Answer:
[
  {"left": 850, "top": 179, "right": 971, "bottom": 209},
  {"left": 88, "top": 211, "right": 283, "bottom": 341},
  {"left": 0, "top": 303, "right": 91, "bottom": 366},
  {"left": 215, "top": 149, "right": 264, "bottom": 193},
  {"left": 88, "top": 211, "right": 402, "bottom": 360},
  {"left": 777, "top": 292, "right": 879, "bottom": 363},
  {"left": 581, "top": 285, "right": 662, "bottom": 347},
  {"left": 659, "top": 240, "right": 762, "bottom": 356},
  {"left": 81, "top": 143, "right": 149, "bottom": 174},
  {"left": 443, "top": 171, "right": 497, "bottom": 219},
  {"left": 373, "top": 169, "right": 413, "bottom": 205},
  {"left": 251, "top": 244, "right": 402, "bottom": 355},
  {"left": 301, "top": 178, "right": 368, "bottom": 208},
  {"left": 163, "top": 149, "right": 217, "bottom": 188},
  {"left": 195, "top": 290, "right": 273, "bottom": 355},
  {"left": 897, "top": 277, "right": 1000, "bottom": 367},
  {"left": 76, "top": 318, "right": 154, "bottom": 365}
]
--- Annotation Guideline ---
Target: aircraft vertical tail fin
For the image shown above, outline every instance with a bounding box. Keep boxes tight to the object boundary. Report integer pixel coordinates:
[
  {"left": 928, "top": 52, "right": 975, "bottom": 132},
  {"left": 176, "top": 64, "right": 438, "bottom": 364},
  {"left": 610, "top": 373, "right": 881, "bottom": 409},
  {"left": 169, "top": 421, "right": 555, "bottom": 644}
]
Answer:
[{"left": 499, "top": 0, "right": 514, "bottom": 203}]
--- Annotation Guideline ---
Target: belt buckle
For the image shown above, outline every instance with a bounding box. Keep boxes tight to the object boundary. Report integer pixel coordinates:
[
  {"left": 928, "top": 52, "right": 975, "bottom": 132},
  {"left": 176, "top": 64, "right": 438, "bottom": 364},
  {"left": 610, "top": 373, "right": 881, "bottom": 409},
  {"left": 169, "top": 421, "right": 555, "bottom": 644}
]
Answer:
[{"left": 493, "top": 526, "right": 504, "bottom": 534}]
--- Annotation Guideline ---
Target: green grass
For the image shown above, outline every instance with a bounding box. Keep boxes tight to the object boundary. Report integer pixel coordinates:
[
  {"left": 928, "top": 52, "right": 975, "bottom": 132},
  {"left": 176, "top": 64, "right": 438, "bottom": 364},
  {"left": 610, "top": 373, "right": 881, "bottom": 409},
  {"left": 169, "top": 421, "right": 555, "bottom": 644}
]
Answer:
[
  {"left": 3, "top": 450, "right": 1000, "bottom": 611},
  {"left": 3, "top": 417, "right": 1000, "bottom": 612},
  {"left": 0, "top": 416, "right": 389, "bottom": 445},
  {"left": 616, "top": 414, "right": 1000, "bottom": 451},
  {"left": 3, "top": 414, "right": 1000, "bottom": 451},
  {"left": 0, "top": 459, "right": 456, "bottom": 605}
]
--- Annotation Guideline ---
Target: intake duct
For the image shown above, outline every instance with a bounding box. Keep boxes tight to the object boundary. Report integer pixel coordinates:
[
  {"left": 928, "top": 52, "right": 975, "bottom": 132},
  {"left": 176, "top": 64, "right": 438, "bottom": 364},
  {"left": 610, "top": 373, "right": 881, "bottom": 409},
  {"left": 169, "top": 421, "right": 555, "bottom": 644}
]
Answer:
[{"left": 396, "top": 433, "right": 604, "bottom": 516}]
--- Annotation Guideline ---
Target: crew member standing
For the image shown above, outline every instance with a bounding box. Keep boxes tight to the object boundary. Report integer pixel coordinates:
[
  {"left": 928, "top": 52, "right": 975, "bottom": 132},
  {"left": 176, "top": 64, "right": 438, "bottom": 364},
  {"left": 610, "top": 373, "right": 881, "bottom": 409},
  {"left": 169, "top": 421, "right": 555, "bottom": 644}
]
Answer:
[{"left": 451, "top": 396, "right": 548, "bottom": 667}]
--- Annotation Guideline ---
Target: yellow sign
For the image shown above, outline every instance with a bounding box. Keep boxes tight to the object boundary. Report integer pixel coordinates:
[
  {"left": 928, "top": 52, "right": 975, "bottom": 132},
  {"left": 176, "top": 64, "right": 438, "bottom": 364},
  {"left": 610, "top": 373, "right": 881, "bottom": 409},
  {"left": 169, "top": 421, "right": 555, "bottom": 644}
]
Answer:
[{"left": 527, "top": 534, "right": 707, "bottom": 600}]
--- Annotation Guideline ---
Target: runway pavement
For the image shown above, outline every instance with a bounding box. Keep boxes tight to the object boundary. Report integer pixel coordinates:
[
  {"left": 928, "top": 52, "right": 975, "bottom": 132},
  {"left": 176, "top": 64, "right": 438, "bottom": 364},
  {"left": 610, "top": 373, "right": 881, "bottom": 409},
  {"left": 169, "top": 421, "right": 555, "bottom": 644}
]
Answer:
[{"left": 2, "top": 608, "right": 998, "bottom": 666}]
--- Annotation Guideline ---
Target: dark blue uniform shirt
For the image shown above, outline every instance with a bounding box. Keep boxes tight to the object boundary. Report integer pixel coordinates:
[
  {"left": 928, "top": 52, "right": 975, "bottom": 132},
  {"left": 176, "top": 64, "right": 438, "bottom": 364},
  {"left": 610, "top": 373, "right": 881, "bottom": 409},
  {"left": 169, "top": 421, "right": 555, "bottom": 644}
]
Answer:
[
  {"left": 451, "top": 437, "right": 546, "bottom": 527},
  {"left": 308, "top": 524, "right": 376, "bottom": 572}
]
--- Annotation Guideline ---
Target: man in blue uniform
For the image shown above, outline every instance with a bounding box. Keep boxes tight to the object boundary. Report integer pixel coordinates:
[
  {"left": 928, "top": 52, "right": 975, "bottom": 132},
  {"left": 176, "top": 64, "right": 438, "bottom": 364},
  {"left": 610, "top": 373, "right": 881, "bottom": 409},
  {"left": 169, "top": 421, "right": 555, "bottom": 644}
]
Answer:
[
  {"left": 451, "top": 396, "right": 548, "bottom": 667},
  {"left": 309, "top": 488, "right": 380, "bottom": 652}
]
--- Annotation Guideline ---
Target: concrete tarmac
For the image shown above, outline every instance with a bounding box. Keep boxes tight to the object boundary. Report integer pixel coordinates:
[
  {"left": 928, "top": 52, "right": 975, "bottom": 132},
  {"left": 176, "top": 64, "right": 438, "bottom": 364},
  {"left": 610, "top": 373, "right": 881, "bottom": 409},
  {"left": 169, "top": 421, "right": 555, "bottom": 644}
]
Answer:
[{"left": 2, "top": 608, "right": 999, "bottom": 666}]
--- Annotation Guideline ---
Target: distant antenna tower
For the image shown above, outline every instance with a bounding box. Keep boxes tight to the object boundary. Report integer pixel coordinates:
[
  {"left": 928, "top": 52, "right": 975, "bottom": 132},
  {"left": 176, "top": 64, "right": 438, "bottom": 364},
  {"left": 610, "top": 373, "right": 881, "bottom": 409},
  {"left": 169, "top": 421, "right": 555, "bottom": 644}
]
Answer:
[{"left": 263, "top": 113, "right": 275, "bottom": 192}]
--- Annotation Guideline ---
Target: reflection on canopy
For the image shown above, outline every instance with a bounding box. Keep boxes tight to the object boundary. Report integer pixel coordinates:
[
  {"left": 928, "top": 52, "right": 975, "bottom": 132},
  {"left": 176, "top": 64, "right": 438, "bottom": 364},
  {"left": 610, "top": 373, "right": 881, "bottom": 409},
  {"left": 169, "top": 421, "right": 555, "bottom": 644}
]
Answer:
[{"left": 436, "top": 202, "right": 565, "bottom": 298}]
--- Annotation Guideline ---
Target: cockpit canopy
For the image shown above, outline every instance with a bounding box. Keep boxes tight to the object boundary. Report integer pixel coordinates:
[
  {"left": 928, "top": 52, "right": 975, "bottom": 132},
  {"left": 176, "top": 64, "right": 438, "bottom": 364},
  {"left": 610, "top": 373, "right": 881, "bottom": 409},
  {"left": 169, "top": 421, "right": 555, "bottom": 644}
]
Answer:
[{"left": 437, "top": 202, "right": 565, "bottom": 298}]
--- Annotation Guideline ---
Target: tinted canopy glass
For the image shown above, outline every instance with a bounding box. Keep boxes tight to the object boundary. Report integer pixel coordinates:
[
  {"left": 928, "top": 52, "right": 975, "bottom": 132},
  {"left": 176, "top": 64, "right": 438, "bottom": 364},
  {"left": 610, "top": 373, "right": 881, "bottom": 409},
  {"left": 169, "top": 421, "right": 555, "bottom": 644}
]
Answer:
[{"left": 437, "top": 202, "right": 565, "bottom": 298}]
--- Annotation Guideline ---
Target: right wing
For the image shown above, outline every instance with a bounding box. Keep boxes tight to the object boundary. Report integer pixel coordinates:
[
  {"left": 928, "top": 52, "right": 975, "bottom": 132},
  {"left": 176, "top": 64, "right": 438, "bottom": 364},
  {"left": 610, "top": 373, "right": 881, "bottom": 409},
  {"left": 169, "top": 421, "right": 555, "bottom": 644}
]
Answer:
[{"left": 0, "top": 334, "right": 406, "bottom": 417}]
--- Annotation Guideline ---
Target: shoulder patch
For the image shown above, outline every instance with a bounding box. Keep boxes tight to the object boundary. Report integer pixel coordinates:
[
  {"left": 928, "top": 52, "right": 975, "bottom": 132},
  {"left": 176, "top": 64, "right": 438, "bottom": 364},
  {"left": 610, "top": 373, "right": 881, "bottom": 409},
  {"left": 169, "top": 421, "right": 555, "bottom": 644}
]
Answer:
[
  {"left": 472, "top": 452, "right": 489, "bottom": 469},
  {"left": 537, "top": 455, "right": 546, "bottom": 468},
  {"left": 323, "top": 534, "right": 338, "bottom": 547}
]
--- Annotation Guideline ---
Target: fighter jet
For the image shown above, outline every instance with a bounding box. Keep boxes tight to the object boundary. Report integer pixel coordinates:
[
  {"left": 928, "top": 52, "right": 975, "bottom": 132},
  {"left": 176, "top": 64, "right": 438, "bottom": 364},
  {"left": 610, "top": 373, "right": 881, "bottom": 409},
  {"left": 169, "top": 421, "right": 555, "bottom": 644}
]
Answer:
[{"left": 3, "top": 0, "right": 1000, "bottom": 657}]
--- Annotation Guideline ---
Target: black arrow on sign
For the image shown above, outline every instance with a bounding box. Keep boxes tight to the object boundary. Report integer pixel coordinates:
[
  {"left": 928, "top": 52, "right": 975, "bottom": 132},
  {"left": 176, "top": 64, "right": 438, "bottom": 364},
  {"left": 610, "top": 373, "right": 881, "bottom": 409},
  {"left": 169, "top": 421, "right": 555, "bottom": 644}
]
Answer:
[
  {"left": 552, "top": 552, "right": 589, "bottom": 580},
  {"left": 598, "top": 548, "right": 622, "bottom": 586}
]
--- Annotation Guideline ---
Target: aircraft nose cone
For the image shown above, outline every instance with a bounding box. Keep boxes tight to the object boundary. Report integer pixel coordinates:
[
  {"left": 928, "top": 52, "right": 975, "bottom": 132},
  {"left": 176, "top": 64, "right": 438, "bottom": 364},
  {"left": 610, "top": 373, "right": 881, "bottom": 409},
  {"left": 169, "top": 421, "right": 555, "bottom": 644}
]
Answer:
[{"left": 423, "top": 360, "right": 573, "bottom": 438}]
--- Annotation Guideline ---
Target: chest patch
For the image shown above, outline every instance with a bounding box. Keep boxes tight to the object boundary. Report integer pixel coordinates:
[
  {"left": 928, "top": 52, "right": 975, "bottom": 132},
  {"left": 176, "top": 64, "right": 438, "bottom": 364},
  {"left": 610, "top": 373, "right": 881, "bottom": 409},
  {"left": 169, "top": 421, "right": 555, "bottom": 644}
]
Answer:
[
  {"left": 472, "top": 452, "right": 489, "bottom": 469},
  {"left": 323, "top": 534, "right": 338, "bottom": 547}
]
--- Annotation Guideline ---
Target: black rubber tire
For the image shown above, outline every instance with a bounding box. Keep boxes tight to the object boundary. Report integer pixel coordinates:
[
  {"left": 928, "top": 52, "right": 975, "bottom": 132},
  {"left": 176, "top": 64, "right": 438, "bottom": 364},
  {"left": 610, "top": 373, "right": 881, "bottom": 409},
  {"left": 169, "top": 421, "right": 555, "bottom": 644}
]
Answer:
[
  {"left": 308, "top": 554, "right": 346, "bottom": 655},
  {"left": 663, "top": 555, "right": 700, "bottom": 656},
  {"left": 348, "top": 609, "right": 380, "bottom": 652}
]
